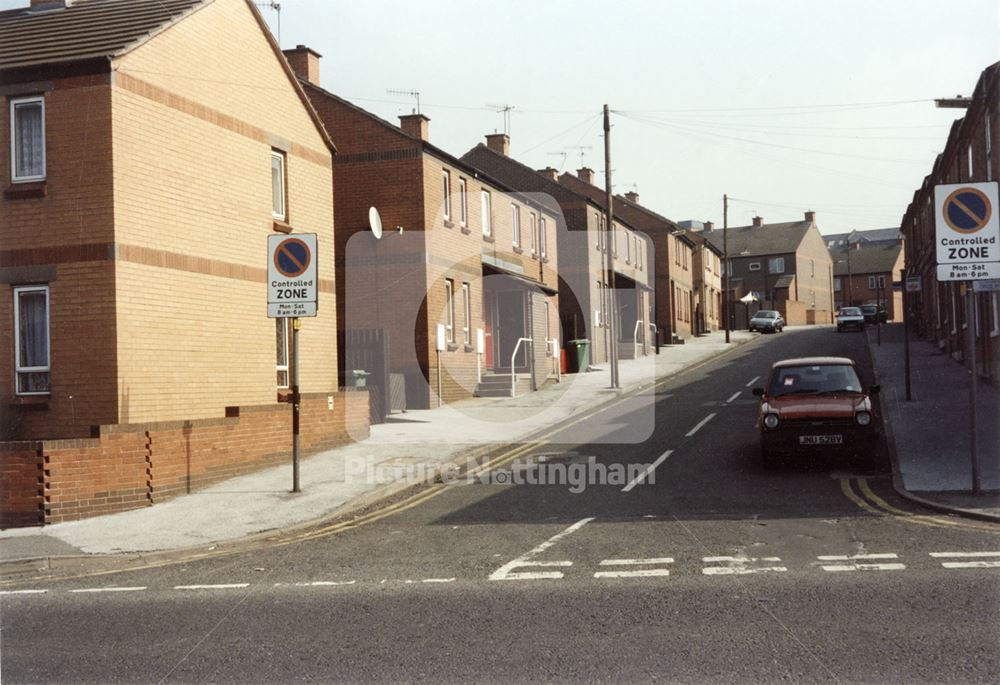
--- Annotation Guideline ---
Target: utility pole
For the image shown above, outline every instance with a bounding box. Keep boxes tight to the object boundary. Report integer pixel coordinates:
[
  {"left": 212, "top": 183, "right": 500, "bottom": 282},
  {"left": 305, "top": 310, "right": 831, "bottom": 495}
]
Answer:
[
  {"left": 723, "top": 194, "right": 730, "bottom": 343},
  {"left": 603, "top": 104, "right": 619, "bottom": 389}
]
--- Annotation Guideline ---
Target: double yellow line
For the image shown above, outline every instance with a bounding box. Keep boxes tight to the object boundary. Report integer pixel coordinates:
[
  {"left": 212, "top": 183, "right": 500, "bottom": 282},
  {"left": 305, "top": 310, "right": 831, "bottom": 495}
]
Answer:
[{"left": 841, "top": 478, "right": 999, "bottom": 533}]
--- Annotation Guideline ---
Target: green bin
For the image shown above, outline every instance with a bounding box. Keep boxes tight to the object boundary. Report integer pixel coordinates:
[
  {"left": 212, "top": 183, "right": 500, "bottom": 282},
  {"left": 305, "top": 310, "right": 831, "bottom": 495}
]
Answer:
[
  {"left": 566, "top": 339, "right": 590, "bottom": 373},
  {"left": 348, "top": 369, "right": 370, "bottom": 388}
]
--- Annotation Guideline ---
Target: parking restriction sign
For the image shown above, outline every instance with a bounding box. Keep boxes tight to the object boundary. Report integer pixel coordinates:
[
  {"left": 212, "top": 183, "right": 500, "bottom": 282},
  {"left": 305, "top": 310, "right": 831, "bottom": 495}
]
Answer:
[
  {"left": 935, "top": 182, "right": 1000, "bottom": 281},
  {"left": 268, "top": 233, "right": 318, "bottom": 317}
]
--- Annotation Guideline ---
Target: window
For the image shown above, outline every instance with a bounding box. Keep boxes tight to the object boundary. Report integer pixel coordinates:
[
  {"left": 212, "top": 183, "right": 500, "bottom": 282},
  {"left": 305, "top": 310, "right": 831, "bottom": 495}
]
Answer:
[
  {"left": 625, "top": 231, "right": 632, "bottom": 263},
  {"left": 834, "top": 277, "right": 842, "bottom": 292},
  {"left": 271, "top": 151, "right": 286, "bottom": 220},
  {"left": 540, "top": 218, "right": 547, "bottom": 258},
  {"left": 276, "top": 319, "right": 290, "bottom": 388},
  {"left": 749, "top": 262, "right": 761, "bottom": 272},
  {"left": 481, "top": 191, "right": 492, "bottom": 236},
  {"left": 637, "top": 241, "right": 643, "bottom": 270},
  {"left": 445, "top": 280, "right": 455, "bottom": 343},
  {"left": 442, "top": 170, "right": 451, "bottom": 220},
  {"left": 768, "top": 257, "right": 785, "bottom": 273},
  {"left": 10, "top": 95, "right": 45, "bottom": 182},
  {"left": 13, "top": 285, "right": 51, "bottom": 395},
  {"left": 868, "top": 275, "right": 886, "bottom": 290},
  {"left": 991, "top": 293, "right": 999, "bottom": 338},
  {"left": 810, "top": 259, "right": 815, "bottom": 277},
  {"left": 529, "top": 213, "right": 537, "bottom": 255},
  {"left": 598, "top": 215, "right": 606, "bottom": 250},
  {"left": 511, "top": 204, "right": 521, "bottom": 248},
  {"left": 458, "top": 178, "right": 468, "bottom": 225},
  {"left": 968, "top": 144, "right": 974, "bottom": 180},
  {"left": 462, "top": 283, "right": 471, "bottom": 344},
  {"left": 596, "top": 281, "right": 604, "bottom": 327}
]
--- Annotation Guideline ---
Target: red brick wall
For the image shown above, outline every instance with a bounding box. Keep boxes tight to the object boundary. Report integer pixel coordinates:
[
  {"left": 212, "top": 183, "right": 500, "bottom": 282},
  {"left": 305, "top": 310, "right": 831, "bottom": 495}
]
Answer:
[{"left": 0, "top": 390, "right": 368, "bottom": 527}]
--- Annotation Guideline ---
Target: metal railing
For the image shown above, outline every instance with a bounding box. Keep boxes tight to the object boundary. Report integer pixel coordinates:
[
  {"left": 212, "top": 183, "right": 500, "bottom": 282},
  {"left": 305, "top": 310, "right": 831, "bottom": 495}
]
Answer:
[
  {"left": 633, "top": 319, "right": 644, "bottom": 359},
  {"left": 511, "top": 337, "right": 532, "bottom": 397}
]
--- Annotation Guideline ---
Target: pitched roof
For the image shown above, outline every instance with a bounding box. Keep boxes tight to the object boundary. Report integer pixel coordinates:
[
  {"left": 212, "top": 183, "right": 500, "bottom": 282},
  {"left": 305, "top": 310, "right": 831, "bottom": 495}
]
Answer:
[
  {"left": 825, "top": 227, "right": 901, "bottom": 249},
  {"left": 703, "top": 220, "right": 812, "bottom": 258},
  {"left": 0, "top": 0, "right": 208, "bottom": 71},
  {"left": 831, "top": 242, "right": 902, "bottom": 276}
]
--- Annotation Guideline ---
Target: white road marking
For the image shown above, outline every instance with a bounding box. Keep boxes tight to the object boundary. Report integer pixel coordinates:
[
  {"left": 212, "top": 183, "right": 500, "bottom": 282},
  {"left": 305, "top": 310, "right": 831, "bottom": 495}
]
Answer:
[
  {"left": 622, "top": 450, "right": 673, "bottom": 492},
  {"left": 595, "top": 569, "right": 671, "bottom": 579},
  {"left": 70, "top": 587, "right": 146, "bottom": 593},
  {"left": 746, "top": 376, "right": 760, "bottom": 387},
  {"left": 173, "top": 584, "right": 250, "bottom": 590},
  {"left": 701, "top": 555, "right": 786, "bottom": 575},
  {"left": 685, "top": 413, "right": 717, "bottom": 437},
  {"left": 726, "top": 392, "right": 741, "bottom": 404},
  {"left": 821, "top": 563, "right": 906, "bottom": 572},
  {"left": 817, "top": 553, "right": 898, "bottom": 561},
  {"left": 941, "top": 561, "right": 1000, "bottom": 569},
  {"left": 0, "top": 589, "right": 47, "bottom": 595},
  {"left": 421, "top": 578, "right": 457, "bottom": 583},
  {"left": 599, "top": 557, "right": 675, "bottom": 566},
  {"left": 489, "top": 517, "right": 594, "bottom": 581},
  {"left": 275, "top": 580, "right": 357, "bottom": 587},
  {"left": 929, "top": 552, "right": 1000, "bottom": 558}
]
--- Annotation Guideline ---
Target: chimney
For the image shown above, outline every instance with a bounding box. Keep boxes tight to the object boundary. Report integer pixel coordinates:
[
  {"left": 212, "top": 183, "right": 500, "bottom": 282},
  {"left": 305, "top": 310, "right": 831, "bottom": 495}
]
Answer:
[
  {"left": 538, "top": 167, "right": 559, "bottom": 182},
  {"left": 399, "top": 113, "right": 430, "bottom": 142},
  {"left": 485, "top": 133, "right": 509, "bottom": 156},
  {"left": 625, "top": 191, "right": 640, "bottom": 204},
  {"left": 282, "top": 45, "right": 322, "bottom": 86},
  {"left": 752, "top": 216, "right": 764, "bottom": 227},
  {"left": 577, "top": 167, "right": 595, "bottom": 185},
  {"left": 703, "top": 221, "right": 715, "bottom": 232},
  {"left": 804, "top": 210, "right": 816, "bottom": 223}
]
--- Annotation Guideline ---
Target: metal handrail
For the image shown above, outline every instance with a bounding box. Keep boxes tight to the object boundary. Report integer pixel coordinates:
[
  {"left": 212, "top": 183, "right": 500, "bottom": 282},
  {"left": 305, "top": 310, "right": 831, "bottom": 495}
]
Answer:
[
  {"left": 633, "top": 319, "right": 643, "bottom": 359},
  {"left": 511, "top": 337, "right": 532, "bottom": 397}
]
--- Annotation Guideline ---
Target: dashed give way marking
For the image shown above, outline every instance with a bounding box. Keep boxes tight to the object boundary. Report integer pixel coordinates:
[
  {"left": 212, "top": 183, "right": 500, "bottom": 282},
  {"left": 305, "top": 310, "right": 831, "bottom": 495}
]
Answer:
[{"left": 490, "top": 517, "right": 594, "bottom": 581}]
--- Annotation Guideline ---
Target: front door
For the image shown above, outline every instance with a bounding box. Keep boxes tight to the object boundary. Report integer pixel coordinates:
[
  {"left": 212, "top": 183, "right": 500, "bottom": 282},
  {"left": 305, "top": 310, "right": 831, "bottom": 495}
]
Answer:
[{"left": 495, "top": 290, "right": 528, "bottom": 372}]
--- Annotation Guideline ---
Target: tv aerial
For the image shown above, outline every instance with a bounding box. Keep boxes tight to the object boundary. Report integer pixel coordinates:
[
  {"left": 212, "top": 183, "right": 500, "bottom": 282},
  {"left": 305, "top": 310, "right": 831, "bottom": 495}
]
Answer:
[
  {"left": 486, "top": 103, "right": 516, "bottom": 135},
  {"left": 387, "top": 88, "right": 421, "bottom": 114}
]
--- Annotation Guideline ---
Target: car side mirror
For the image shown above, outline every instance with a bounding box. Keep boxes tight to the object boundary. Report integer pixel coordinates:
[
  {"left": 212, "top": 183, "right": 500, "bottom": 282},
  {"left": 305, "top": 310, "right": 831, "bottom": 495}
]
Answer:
[
  {"left": 752, "top": 387, "right": 765, "bottom": 397},
  {"left": 869, "top": 384, "right": 881, "bottom": 396}
]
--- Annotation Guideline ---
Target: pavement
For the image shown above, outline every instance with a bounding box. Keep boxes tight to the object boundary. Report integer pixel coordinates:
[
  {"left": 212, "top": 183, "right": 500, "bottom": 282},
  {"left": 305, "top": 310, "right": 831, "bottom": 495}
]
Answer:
[
  {"left": 868, "top": 322, "right": 1000, "bottom": 521},
  {"left": 0, "top": 330, "right": 757, "bottom": 562}
]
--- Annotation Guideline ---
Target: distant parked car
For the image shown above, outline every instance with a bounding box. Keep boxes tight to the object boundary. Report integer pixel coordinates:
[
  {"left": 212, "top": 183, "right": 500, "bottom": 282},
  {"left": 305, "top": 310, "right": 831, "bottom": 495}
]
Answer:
[
  {"left": 860, "top": 304, "right": 887, "bottom": 324},
  {"left": 753, "top": 357, "right": 880, "bottom": 467},
  {"left": 836, "top": 307, "right": 865, "bottom": 332},
  {"left": 749, "top": 310, "right": 784, "bottom": 333}
]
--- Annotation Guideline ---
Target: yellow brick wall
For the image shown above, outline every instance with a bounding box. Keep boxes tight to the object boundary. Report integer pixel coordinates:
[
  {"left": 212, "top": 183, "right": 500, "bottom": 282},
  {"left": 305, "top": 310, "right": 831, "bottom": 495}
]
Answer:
[{"left": 108, "top": 0, "right": 336, "bottom": 423}]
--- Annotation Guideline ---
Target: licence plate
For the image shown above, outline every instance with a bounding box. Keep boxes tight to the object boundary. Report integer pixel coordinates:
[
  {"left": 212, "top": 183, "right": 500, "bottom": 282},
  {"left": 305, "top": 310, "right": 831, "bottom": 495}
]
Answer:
[{"left": 799, "top": 435, "right": 843, "bottom": 445}]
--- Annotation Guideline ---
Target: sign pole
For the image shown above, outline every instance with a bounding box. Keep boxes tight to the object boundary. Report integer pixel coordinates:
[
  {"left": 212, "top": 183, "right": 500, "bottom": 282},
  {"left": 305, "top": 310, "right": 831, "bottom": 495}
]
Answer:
[
  {"left": 291, "top": 317, "right": 301, "bottom": 493},
  {"left": 902, "top": 269, "right": 912, "bottom": 401},
  {"left": 966, "top": 287, "right": 980, "bottom": 494}
]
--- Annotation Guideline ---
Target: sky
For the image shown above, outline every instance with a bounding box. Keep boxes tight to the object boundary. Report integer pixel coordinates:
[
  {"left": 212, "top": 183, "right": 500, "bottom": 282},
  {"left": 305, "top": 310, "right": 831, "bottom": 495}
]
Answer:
[{"left": 4, "top": 0, "right": 999, "bottom": 234}]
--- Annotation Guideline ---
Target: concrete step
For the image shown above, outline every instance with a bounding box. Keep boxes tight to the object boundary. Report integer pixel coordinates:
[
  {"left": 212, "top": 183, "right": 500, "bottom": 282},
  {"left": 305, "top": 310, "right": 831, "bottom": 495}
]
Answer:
[{"left": 475, "top": 374, "right": 533, "bottom": 397}]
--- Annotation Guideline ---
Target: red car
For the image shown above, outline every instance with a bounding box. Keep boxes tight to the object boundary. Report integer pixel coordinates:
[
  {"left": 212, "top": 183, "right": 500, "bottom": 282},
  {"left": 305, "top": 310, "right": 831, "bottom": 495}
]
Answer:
[{"left": 752, "top": 357, "right": 880, "bottom": 467}]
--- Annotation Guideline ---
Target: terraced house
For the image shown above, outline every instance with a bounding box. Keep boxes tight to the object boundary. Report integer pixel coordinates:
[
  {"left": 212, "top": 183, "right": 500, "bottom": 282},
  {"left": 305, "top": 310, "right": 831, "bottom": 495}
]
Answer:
[
  {"left": 0, "top": 0, "right": 367, "bottom": 527},
  {"left": 292, "top": 63, "right": 561, "bottom": 408}
]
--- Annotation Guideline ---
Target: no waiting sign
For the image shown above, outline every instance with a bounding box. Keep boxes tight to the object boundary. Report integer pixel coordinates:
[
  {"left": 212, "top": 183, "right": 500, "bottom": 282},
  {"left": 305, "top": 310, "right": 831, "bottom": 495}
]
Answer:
[
  {"left": 935, "top": 181, "right": 1000, "bottom": 281},
  {"left": 268, "top": 233, "right": 318, "bottom": 318}
]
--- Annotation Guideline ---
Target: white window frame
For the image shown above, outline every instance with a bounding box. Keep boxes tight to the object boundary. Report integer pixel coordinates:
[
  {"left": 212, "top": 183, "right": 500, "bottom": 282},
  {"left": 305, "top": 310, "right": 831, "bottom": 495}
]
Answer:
[
  {"left": 834, "top": 277, "right": 842, "bottom": 292},
  {"left": 990, "top": 293, "right": 999, "bottom": 338},
  {"left": 529, "top": 212, "right": 537, "bottom": 255},
  {"left": 540, "top": 217, "right": 547, "bottom": 259},
  {"left": 13, "top": 285, "right": 51, "bottom": 396},
  {"left": 458, "top": 177, "right": 468, "bottom": 226},
  {"left": 968, "top": 144, "right": 974, "bottom": 180},
  {"left": 10, "top": 95, "right": 46, "bottom": 183},
  {"left": 625, "top": 232, "right": 632, "bottom": 264},
  {"left": 511, "top": 204, "right": 521, "bottom": 248},
  {"left": 442, "top": 169, "right": 451, "bottom": 220},
  {"left": 768, "top": 257, "right": 785, "bottom": 273},
  {"left": 445, "top": 279, "right": 455, "bottom": 343},
  {"left": 481, "top": 191, "right": 492, "bottom": 237},
  {"left": 749, "top": 262, "right": 761, "bottom": 272},
  {"left": 276, "top": 318, "right": 290, "bottom": 388},
  {"left": 271, "top": 150, "right": 286, "bottom": 220},
  {"left": 461, "top": 282, "right": 471, "bottom": 344}
]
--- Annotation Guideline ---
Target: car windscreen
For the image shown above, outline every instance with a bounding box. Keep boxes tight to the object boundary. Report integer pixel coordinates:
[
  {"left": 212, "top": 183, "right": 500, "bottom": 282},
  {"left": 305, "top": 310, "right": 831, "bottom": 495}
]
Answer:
[
  {"left": 754, "top": 311, "right": 777, "bottom": 319},
  {"left": 861, "top": 305, "right": 876, "bottom": 312},
  {"left": 840, "top": 308, "right": 861, "bottom": 316},
  {"left": 768, "top": 364, "right": 862, "bottom": 397}
]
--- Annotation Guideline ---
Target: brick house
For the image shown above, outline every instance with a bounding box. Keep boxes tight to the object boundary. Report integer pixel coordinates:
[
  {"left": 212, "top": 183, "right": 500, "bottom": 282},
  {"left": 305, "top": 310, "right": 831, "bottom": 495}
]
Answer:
[
  {"left": 901, "top": 61, "right": 1000, "bottom": 380},
  {"left": 700, "top": 213, "right": 836, "bottom": 328},
  {"left": 683, "top": 227, "right": 724, "bottom": 333},
  {"left": 290, "top": 65, "right": 561, "bottom": 406},
  {"left": 0, "top": 0, "right": 367, "bottom": 526},
  {"left": 826, "top": 228, "right": 904, "bottom": 319},
  {"left": 462, "top": 144, "right": 654, "bottom": 362}
]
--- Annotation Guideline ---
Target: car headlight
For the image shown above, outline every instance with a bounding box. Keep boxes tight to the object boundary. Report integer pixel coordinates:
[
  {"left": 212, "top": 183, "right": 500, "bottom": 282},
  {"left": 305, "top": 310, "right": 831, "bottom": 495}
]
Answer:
[
  {"left": 763, "top": 413, "right": 779, "bottom": 429},
  {"left": 856, "top": 411, "right": 872, "bottom": 426}
]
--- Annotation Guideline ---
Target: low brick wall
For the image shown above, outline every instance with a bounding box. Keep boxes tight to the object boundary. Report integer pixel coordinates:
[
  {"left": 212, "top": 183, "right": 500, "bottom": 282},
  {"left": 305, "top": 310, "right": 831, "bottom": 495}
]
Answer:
[
  {"left": 781, "top": 300, "right": 809, "bottom": 326},
  {"left": 0, "top": 390, "right": 369, "bottom": 527},
  {"left": 806, "top": 308, "right": 833, "bottom": 325}
]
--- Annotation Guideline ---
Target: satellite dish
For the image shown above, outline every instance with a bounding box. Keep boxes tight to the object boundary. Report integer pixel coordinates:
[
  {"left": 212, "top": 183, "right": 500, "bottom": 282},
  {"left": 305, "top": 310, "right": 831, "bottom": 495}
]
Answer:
[{"left": 368, "top": 206, "right": 383, "bottom": 240}]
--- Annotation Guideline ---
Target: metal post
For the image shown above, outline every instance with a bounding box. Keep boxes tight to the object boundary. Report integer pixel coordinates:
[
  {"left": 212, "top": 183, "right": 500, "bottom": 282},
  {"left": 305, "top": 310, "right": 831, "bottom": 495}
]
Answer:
[
  {"left": 291, "top": 317, "right": 300, "bottom": 493},
  {"left": 877, "top": 276, "right": 882, "bottom": 346},
  {"left": 967, "top": 287, "right": 980, "bottom": 494},
  {"left": 723, "top": 194, "right": 730, "bottom": 343},
  {"left": 902, "top": 269, "right": 912, "bottom": 401},
  {"left": 603, "top": 104, "right": 619, "bottom": 388}
]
